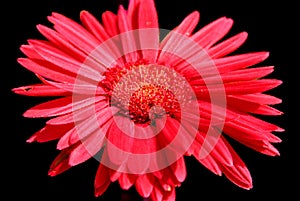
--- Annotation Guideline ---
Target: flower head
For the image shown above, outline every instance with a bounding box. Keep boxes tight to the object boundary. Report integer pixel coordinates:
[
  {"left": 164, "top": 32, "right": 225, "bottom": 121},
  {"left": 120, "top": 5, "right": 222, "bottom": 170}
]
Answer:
[{"left": 14, "top": 0, "right": 283, "bottom": 200}]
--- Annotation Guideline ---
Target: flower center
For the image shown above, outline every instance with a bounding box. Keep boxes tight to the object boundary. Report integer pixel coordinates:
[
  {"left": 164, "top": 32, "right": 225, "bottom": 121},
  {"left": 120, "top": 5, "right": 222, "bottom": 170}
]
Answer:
[
  {"left": 101, "top": 61, "right": 192, "bottom": 125},
  {"left": 128, "top": 84, "right": 180, "bottom": 124}
]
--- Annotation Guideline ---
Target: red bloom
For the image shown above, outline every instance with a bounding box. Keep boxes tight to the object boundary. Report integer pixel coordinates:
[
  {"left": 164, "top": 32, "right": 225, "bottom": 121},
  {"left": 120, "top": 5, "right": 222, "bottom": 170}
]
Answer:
[{"left": 14, "top": 0, "right": 283, "bottom": 200}]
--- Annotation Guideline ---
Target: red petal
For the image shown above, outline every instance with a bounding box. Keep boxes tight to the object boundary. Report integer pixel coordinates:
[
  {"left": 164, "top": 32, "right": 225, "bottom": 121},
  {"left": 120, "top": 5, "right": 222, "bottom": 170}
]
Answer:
[
  {"left": 119, "top": 173, "right": 137, "bottom": 190},
  {"left": 68, "top": 131, "right": 105, "bottom": 166},
  {"left": 194, "top": 132, "right": 233, "bottom": 166},
  {"left": 57, "top": 107, "right": 113, "bottom": 150},
  {"left": 223, "top": 120, "right": 281, "bottom": 155},
  {"left": 12, "top": 84, "right": 70, "bottom": 97},
  {"left": 221, "top": 139, "right": 253, "bottom": 189},
  {"left": 49, "top": 13, "right": 100, "bottom": 52},
  {"left": 150, "top": 184, "right": 164, "bottom": 201},
  {"left": 190, "top": 66, "right": 275, "bottom": 85},
  {"left": 227, "top": 95, "right": 283, "bottom": 115},
  {"left": 106, "top": 120, "right": 133, "bottom": 166},
  {"left": 80, "top": 11, "right": 110, "bottom": 42},
  {"left": 20, "top": 45, "right": 44, "bottom": 60},
  {"left": 194, "top": 79, "right": 282, "bottom": 96},
  {"left": 47, "top": 100, "right": 108, "bottom": 125},
  {"left": 36, "top": 24, "right": 87, "bottom": 62},
  {"left": 135, "top": 174, "right": 154, "bottom": 198},
  {"left": 196, "top": 154, "right": 222, "bottom": 175},
  {"left": 18, "top": 58, "right": 75, "bottom": 83},
  {"left": 214, "top": 52, "right": 270, "bottom": 73},
  {"left": 138, "top": 0, "right": 158, "bottom": 29},
  {"left": 102, "top": 11, "right": 119, "bottom": 37},
  {"left": 117, "top": 6, "right": 138, "bottom": 63},
  {"left": 191, "top": 17, "right": 233, "bottom": 48},
  {"left": 48, "top": 147, "right": 73, "bottom": 176},
  {"left": 208, "top": 32, "right": 248, "bottom": 58},
  {"left": 24, "top": 96, "right": 104, "bottom": 118},
  {"left": 162, "top": 187, "right": 176, "bottom": 201},
  {"left": 170, "top": 157, "right": 186, "bottom": 183},
  {"left": 127, "top": 0, "right": 141, "bottom": 30},
  {"left": 157, "top": 11, "right": 200, "bottom": 65},
  {"left": 28, "top": 40, "right": 101, "bottom": 82},
  {"left": 49, "top": 13, "right": 117, "bottom": 69},
  {"left": 29, "top": 124, "right": 73, "bottom": 143},
  {"left": 237, "top": 113, "right": 284, "bottom": 132},
  {"left": 109, "top": 168, "right": 122, "bottom": 182},
  {"left": 138, "top": 0, "right": 159, "bottom": 63},
  {"left": 230, "top": 93, "right": 282, "bottom": 105},
  {"left": 94, "top": 164, "right": 111, "bottom": 197},
  {"left": 41, "top": 78, "right": 106, "bottom": 95},
  {"left": 174, "top": 11, "right": 200, "bottom": 36}
]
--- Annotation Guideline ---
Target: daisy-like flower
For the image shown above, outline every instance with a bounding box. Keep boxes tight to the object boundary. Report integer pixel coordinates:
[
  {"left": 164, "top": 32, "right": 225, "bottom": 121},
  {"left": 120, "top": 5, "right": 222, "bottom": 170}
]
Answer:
[{"left": 14, "top": 0, "right": 283, "bottom": 200}]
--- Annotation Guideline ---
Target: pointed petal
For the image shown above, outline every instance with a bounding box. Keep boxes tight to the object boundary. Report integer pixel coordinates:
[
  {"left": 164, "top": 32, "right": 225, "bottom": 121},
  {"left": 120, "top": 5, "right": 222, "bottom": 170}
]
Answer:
[
  {"left": 49, "top": 14, "right": 119, "bottom": 69},
  {"left": 195, "top": 79, "right": 282, "bottom": 96},
  {"left": 150, "top": 184, "right": 164, "bottom": 201},
  {"left": 119, "top": 173, "right": 137, "bottom": 190},
  {"left": 191, "top": 17, "right": 233, "bottom": 48},
  {"left": 194, "top": 132, "right": 233, "bottom": 166},
  {"left": 47, "top": 100, "right": 108, "bottom": 125},
  {"left": 23, "top": 96, "right": 104, "bottom": 118},
  {"left": 28, "top": 40, "right": 101, "bottom": 82},
  {"left": 208, "top": 32, "right": 248, "bottom": 58},
  {"left": 221, "top": 139, "right": 253, "bottom": 189},
  {"left": 138, "top": 0, "right": 159, "bottom": 62},
  {"left": 162, "top": 187, "right": 176, "bottom": 201},
  {"left": 57, "top": 107, "right": 112, "bottom": 150},
  {"left": 170, "top": 157, "right": 186, "bottom": 183},
  {"left": 41, "top": 79, "right": 106, "bottom": 95},
  {"left": 117, "top": 6, "right": 138, "bottom": 62},
  {"left": 174, "top": 11, "right": 200, "bottom": 36},
  {"left": 135, "top": 174, "right": 154, "bottom": 198},
  {"left": 223, "top": 119, "right": 281, "bottom": 155},
  {"left": 80, "top": 10, "right": 124, "bottom": 65},
  {"left": 127, "top": 0, "right": 141, "bottom": 29},
  {"left": 230, "top": 93, "right": 282, "bottom": 105},
  {"left": 157, "top": 11, "right": 200, "bottom": 65},
  {"left": 102, "top": 11, "right": 119, "bottom": 37},
  {"left": 49, "top": 12, "right": 100, "bottom": 52},
  {"left": 12, "top": 84, "right": 70, "bottom": 97},
  {"left": 190, "top": 66, "right": 274, "bottom": 85},
  {"left": 29, "top": 124, "right": 74, "bottom": 143},
  {"left": 227, "top": 95, "right": 283, "bottom": 115},
  {"left": 197, "top": 154, "right": 222, "bottom": 175},
  {"left": 80, "top": 11, "right": 110, "bottom": 42},
  {"left": 48, "top": 147, "right": 73, "bottom": 176},
  {"left": 138, "top": 0, "right": 158, "bottom": 30},
  {"left": 67, "top": 109, "right": 114, "bottom": 166},
  {"left": 18, "top": 58, "right": 75, "bottom": 83},
  {"left": 36, "top": 24, "right": 87, "bottom": 62},
  {"left": 20, "top": 45, "right": 44, "bottom": 60},
  {"left": 94, "top": 164, "right": 111, "bottom": 197},
  {"left": 109, "top": 168, "right": 122, "bottom": 182},
  {"left": 215, "top": 52, "right": 270, "bottom": 73}
]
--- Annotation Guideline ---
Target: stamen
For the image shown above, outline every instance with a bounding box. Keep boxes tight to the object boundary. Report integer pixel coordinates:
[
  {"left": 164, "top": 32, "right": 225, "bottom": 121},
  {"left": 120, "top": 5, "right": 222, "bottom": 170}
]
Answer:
[{"left": 101, "top": 61, "right": 192, "bottom": 125}]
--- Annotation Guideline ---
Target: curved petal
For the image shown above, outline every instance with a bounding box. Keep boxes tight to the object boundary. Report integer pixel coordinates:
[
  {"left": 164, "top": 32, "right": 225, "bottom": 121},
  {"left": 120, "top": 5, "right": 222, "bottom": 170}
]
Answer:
[
  {"left": 12, "top": 84, "right": 70, "bottom": 97},
  {"left": 208, "top": 32, "right": 248, "bottom": 58},
  {"left": 24, "top": 96, "right": 105, "bottom": 118},
  {"left": 191, "top": 17, "right": 233, "bottom": 49},
  {"left": 94, "top": 164, "right": 111, "bottom": 197},
  {"left": 138, "top": 0, "right": 159, "bottom": 63}
]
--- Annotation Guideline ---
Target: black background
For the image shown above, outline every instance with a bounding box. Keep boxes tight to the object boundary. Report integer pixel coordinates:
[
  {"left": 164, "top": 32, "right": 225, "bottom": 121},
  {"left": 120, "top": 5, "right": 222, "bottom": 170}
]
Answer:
[{"left": 4, "top": 0, "right": 295, "bottom": 200}]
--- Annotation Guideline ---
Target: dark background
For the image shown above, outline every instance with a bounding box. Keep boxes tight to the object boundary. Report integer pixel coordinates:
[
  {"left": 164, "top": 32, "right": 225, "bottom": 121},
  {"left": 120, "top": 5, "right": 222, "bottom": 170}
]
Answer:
[{"left": 4, "top": 0, "right": 295, "bottom": 200}]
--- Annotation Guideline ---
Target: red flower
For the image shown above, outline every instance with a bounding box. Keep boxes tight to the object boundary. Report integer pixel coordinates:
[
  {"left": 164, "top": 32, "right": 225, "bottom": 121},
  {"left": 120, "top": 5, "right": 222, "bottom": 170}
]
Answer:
[{"left": 13, "top": 0, "right": 283, "bottom": 200}]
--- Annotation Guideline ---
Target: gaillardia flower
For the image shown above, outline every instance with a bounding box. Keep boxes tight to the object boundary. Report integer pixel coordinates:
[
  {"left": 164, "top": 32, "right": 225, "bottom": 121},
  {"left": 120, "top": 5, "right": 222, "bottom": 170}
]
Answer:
[{"left": 14, "top": 0, "right": 283, "bottom": 200}]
